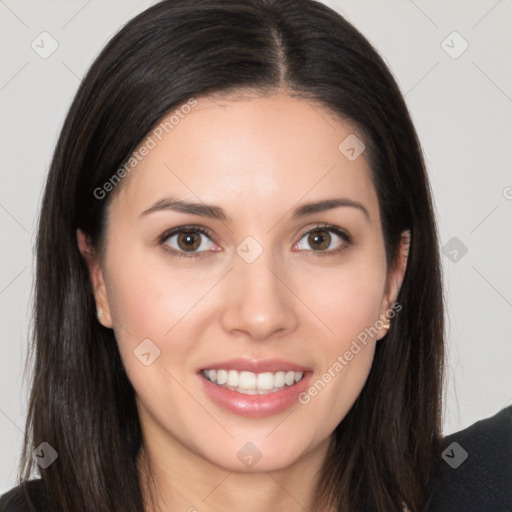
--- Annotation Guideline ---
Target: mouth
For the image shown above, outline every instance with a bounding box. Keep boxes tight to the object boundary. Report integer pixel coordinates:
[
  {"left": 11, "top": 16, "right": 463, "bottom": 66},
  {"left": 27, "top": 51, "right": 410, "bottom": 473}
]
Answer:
[
  {"left": 201, "top": 368, "right": 305, "bottom": 395},
  {"left": 197, "top": 358, "right": 312, "bottom": 417}
]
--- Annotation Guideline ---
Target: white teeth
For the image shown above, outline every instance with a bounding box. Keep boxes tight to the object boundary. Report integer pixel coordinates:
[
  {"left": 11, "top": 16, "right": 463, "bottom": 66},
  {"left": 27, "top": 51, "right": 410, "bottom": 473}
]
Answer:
[
  {"left": 238, "top": 371, "right": 256, "bottom": 389},
  {"left": 227, "top": 370, "right": 238, "bottom": 387},
  {"left": 257, "top": 372, "right": 274, "bottom": 390},
  {"left": 201, "top": 368, "right": 306, "bottom": 394},
  {"left": 274, "top": 371, "right": 285, "bottom": 388},
  {"left": 238, "top": 388, "right": 258, "bottom": 395},
  {"left": 216, "top": 369, "right": 228, "bottom": 385}
]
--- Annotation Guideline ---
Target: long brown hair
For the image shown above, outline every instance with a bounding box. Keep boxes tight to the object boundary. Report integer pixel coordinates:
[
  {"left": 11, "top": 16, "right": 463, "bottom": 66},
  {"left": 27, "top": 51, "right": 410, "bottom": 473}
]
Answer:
[{"left": 18, "top": 1, "right": 445, "bottom": 510}]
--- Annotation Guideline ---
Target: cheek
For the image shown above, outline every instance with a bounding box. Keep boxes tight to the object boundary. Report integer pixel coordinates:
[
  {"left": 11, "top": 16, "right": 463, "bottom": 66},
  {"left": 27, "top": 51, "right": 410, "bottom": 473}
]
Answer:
[
  {"left": 294, "top": 251, "right": 387, "bottom": 342},
  {"left": 104, "top": 245, "right": 214, "bottom": 341},
  {"left": 291, "top": 253, "right": 386, "bottom": 422},
  {"left": 296, "top": 287, "right": 380, "bottom": 440},
  {"left": 100, "top": 246, "right": 215, "bottom": 404},
  {"left": 103, "top": 254, "right": 207, "bottom": 421}
]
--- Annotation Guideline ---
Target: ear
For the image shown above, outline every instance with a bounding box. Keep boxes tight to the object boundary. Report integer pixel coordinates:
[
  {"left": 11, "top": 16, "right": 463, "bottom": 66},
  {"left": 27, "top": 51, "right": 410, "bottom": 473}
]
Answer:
[
  {"left": 76, "top": 229, "right": 113, "bottom": 328},
  {"left": 376, "top": 230, "right": 410, "bottom": 340}
]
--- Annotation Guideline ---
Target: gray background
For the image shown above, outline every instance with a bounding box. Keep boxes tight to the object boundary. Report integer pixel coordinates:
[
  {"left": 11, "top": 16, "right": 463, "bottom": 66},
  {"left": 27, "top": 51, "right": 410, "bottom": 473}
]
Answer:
[{"left": 1, "top": 0, "right": 511, "bottom": 493}]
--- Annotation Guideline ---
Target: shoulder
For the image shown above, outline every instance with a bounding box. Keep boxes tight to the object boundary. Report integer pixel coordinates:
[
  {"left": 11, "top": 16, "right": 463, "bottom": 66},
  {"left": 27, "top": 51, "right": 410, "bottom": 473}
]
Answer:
[
  {"left": 429, "top": 405, "right": 512, "bottom": 512},
  {"left": 0, "top": 479, "right": 55, "bottom": 512}
]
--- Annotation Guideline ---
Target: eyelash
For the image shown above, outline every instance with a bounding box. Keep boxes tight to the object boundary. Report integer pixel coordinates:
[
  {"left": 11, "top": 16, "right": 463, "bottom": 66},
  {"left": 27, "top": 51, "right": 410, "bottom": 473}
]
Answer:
[{"left": 158, "top": 223, "right": 352, "bottom": 259}]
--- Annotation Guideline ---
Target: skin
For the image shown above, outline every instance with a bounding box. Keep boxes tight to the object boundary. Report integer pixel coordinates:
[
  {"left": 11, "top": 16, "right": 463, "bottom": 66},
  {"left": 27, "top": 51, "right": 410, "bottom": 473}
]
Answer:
[{"left": 78, "top": 92, "right": 409, "bottom": 512}]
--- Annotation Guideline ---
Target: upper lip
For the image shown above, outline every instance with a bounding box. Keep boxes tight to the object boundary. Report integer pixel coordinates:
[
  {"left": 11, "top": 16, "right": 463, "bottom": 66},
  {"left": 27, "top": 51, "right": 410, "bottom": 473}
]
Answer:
[{"left": 199, "top": 358, "right": 312, "bottom": 374}]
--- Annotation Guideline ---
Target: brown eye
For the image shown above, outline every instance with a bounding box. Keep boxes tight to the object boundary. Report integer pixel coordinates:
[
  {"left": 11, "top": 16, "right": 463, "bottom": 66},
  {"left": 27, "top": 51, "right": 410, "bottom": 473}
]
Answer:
[
  {"left": 294, "top": 225, "right": 350, "bottom": 254},
  {"left": 162, "top": 227, "right": 217, "bottom": 256},
  {"left": 307, "top": 230, "right": 331, "bottom": 251},
  {"left": 177, "top": 231, "right": 202, "bottom": 251}
]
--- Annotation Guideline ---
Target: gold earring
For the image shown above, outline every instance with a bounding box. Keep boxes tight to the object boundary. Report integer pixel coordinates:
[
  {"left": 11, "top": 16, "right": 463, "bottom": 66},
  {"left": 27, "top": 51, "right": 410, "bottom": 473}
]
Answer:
[{"left": 383, "top": 319, "right": 390, "bottom": 329}]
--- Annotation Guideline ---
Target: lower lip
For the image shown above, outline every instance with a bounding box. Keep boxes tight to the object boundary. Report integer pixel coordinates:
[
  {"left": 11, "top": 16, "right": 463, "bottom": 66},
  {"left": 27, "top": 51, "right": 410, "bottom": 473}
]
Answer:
[{"left": 198, "top": 372, "right": 312, "bottom": 417}]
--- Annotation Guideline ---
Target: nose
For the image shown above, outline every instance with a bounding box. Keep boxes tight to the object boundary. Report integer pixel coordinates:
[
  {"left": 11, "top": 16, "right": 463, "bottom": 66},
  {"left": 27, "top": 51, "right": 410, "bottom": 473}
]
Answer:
[{"left": 219, "top": 251, "right": 299, "bottom": 342}]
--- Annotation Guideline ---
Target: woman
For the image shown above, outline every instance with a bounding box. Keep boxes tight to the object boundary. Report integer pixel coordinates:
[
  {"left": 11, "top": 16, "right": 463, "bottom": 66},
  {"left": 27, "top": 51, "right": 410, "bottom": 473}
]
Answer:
[{"left": 1, "top": 0, "right": 508, "bottom": 511}]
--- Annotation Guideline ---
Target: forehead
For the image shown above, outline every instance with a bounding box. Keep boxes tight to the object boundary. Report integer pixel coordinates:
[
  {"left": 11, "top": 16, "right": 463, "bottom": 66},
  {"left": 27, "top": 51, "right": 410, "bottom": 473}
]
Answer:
[{"left": 112, "top": 93, "right": 378, "bottom": 222}]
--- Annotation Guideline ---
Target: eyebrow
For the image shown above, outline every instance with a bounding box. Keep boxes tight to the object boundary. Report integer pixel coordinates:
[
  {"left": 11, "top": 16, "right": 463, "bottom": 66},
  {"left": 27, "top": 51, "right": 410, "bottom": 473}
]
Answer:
[{"left": 139, "top": 196, "right": 370, "bottom": 222}]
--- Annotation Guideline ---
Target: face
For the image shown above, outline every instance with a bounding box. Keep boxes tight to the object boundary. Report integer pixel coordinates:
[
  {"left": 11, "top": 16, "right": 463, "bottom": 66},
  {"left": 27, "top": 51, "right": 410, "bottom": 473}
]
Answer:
[{"left": 79, "top": 93, "right": 407, "bottom": 473}]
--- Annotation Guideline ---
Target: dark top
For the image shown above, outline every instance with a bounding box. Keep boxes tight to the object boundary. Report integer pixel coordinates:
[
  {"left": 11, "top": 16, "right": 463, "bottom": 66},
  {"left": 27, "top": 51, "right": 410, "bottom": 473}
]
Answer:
[
  {"left": 429, "top": 404, "right": 512, "bottom": 511},
  {"left": 1, "top": 406, "right": 511, "bottom": 511}
]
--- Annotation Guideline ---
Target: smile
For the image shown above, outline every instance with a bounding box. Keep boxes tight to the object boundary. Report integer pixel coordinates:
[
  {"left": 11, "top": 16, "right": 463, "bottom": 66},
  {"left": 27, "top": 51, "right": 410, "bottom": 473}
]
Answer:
[{"left": 201, "top": 369, "right": 305, "bottom": 395}]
